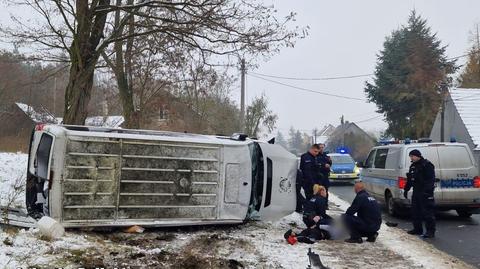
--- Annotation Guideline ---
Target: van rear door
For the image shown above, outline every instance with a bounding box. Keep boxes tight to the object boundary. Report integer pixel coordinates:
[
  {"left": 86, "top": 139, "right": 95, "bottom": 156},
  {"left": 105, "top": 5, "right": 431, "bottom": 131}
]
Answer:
[
  {"left": 404, "top": 145, "right": 442, "bottom": 201},
  {"left": 257, "top": 143, "right": 297, "bottom": 220},
  {"left": 435, "top": 145, "right": 479, "bottom": 204}
]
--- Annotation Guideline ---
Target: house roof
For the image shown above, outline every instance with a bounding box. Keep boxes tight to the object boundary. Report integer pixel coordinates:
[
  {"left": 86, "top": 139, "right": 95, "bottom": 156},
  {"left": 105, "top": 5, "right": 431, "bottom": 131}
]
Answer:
[
  {"left": 15, "top": 102, "right": 57, "bottom": 123},
  {"left": 16, "top": 102, "right": 124, "bottom": 128},
  {"left": 450, "top": 88, "right": 480, "bottom": 150}
]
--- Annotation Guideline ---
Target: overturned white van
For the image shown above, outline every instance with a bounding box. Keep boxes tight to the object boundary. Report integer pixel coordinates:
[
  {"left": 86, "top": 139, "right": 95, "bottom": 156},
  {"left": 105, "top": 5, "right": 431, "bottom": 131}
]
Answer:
[{"left": 25, "top": 125, "right": 298, "bottom": 227}]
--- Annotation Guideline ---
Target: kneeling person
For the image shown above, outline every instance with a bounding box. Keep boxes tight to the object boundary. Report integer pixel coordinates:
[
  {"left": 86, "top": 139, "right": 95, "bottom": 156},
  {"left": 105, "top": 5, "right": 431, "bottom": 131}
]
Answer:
[
  {"left": 342, "top": 181, "right": 382, "bottom": 243},
  {"left": 303, "top": 184, "right": 333, "bottom": 228}
]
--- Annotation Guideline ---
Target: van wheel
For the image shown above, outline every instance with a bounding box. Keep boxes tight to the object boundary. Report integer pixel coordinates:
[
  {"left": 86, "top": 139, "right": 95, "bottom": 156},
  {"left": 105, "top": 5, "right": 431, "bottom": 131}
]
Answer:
[
  {"left": 456, "top": 209, "right": 472, "bottom": 218},
  {"left": 385, "top": 192, "right": 399, "bottom": 217}
]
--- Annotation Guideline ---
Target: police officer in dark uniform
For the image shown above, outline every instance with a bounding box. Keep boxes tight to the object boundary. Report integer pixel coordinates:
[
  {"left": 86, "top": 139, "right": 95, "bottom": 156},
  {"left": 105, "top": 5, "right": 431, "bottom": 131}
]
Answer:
[
  {"left": 316, "top": 144, "right": 332, "bottom": 196},
  {"left": 299, "top": 144, "right": 321, "bottom": 201},
  {"left": 342, "top": 181, "right": 382, "bottom": 243},
  {"left": 403, "top": 149, "right": 436, "bottom": 238}
]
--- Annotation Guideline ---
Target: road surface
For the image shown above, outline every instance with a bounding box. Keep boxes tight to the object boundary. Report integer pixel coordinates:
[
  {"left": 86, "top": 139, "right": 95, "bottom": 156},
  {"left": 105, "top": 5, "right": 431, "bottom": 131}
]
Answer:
[{"left": 330, "top": 184, "right": 480, "bottom": 268}]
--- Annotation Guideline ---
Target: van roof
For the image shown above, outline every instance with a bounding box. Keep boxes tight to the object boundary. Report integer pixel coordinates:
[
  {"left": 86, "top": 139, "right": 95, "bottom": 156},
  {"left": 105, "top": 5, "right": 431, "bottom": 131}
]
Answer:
[
  {"left": 43, "top": 124, "right": 254, "bottom": 146},
  {"left": 373, "top": 142, "right": 467, "bottom": 149}
]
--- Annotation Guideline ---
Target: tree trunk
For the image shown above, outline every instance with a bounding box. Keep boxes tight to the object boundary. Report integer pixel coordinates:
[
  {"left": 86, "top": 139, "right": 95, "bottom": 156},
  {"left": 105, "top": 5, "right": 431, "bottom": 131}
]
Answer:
[{"left": 63, "top": 57, "right": 96, "bottom": 125}]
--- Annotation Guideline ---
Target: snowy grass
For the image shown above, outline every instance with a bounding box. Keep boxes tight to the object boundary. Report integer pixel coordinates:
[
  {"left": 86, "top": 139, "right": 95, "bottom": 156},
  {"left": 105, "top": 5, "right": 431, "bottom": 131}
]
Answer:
[{"left": 0, "top": 152, "right": 475, "bottom": 268}]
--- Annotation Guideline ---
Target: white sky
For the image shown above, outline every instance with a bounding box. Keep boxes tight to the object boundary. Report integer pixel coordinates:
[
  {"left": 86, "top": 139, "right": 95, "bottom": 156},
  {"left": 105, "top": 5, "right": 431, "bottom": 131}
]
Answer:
[
  {"left": 236, "top": 0, "right": 480, "bottom": 136},
  {"left": 1, "top": 1, "right": 480, "bottom": 137}
]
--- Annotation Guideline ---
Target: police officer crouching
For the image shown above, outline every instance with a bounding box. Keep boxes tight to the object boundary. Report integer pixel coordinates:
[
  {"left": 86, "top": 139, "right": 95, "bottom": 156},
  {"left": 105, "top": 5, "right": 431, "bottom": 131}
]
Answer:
[
  {"left": 342, "top": 181, "right": 382, "bottom": 243},
  {"left": 404, "top": 149, "right": 436, "bottom": 238}
]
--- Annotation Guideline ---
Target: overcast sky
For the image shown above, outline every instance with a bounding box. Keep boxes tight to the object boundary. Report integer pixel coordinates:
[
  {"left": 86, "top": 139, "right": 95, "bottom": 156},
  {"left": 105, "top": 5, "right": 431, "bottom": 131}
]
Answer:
[
  {"left": 1, "top": 1, "right": 479, "bottom": 137},
  {"left": 238, "top": 0, "right": 480, "bottom": 137}
]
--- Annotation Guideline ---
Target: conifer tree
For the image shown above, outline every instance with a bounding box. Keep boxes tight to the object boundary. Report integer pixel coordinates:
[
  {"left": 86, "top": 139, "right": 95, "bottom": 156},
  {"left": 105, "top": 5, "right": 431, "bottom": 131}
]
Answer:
[{"left": 365, "top": 11, "right": 456, "bottom": 138}]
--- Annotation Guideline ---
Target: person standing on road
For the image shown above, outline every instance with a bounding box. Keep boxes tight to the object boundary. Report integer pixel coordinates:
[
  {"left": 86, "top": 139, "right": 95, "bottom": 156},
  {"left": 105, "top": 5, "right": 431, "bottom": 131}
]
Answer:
[
  {"left": 300, "top": 144, "right": 321, "bottom": 201},
  {"left": 342, "top": 181, "right": 382, "bottom": 243},
  {"left": 316, "top": 144, "right": 332, "bottom": 196},
  {"left": 403, "top": 149, "right": 436, "bottom": 238}
]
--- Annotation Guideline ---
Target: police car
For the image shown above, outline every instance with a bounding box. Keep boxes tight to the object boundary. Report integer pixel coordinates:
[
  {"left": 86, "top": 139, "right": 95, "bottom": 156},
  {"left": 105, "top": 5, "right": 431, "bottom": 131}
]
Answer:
[
  {"left": 328, "top": 149, "right": 360, "bottom": 184},
  {"left": 359, "top": 139, "right": 480, "bottom": 217}
]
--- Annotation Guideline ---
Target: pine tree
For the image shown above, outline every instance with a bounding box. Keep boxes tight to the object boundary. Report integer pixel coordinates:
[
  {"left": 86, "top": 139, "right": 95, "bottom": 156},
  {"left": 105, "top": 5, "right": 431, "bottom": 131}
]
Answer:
[
  {"left": 275, "top": 131, "right": 288, "bottom": 149},
  {"left": 365, "top": 11, "right": 456, "bottom": 139},
  {"left": 458, "top": 24, "right": 480, "bottom": 88},
  {"left": 288, "top": 127, "right": 304, "bottom": 156}
]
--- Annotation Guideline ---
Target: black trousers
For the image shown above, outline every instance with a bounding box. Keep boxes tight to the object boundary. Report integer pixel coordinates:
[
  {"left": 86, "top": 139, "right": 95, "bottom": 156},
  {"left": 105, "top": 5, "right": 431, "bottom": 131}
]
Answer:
[
  {"left": 412, "top": 193, "right": 436, "bottom": 233},
  {"left": 342, "top": 214, "right": 379, "bottom": 239},
  {"left": 295, "top": 182, "right": 305, "bottom": 212}
]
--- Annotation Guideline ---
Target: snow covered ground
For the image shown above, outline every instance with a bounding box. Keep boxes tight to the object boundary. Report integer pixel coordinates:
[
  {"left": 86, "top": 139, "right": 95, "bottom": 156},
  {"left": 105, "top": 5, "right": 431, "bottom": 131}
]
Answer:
[{"left": 0, "top": 152, "right": 474, "bottom": 268}]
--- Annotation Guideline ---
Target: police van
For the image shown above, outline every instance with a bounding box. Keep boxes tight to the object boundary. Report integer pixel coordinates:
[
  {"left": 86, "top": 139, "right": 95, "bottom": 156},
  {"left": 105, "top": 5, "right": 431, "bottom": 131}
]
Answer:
[
  {"left": 23, "top": 124, "right": 298, "bottom": 228},
  {"left": 359, "top": 140, "right": 480, "bottom": 217}
]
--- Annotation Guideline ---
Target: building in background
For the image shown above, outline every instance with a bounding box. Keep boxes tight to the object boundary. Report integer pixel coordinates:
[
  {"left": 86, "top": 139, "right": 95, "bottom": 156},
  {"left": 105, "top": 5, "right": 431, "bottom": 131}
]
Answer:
[
  {"left": 430, "top": 88, "right": 480, "bottom": 165},
  {"left": 325, "top": 122, "right": 376, "bottom": 161}
]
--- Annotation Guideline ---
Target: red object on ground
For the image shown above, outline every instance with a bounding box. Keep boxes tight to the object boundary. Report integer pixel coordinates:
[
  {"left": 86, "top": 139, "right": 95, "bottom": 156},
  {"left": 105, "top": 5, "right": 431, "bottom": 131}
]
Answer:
[{"left": 287, "top": 235, "right": 298, "bottom": 245}]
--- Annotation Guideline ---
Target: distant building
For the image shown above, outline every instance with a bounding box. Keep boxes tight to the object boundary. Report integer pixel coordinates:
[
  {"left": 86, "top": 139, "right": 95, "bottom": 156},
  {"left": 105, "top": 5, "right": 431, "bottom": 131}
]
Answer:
[
  {"left": 138, "top": 89, "right": 213, "bottom": 134},
  {"left": 325, "top": 122, "right": 376, "bottom": 161},
  {"left": 316, "top": 124, "right": 335, "bottom": 144},
  {"left": 0, "top": 102, "right": 124, "bottom": 152},
  {"left": 430, "top": 88, "right": 480, "bottom": 165}
]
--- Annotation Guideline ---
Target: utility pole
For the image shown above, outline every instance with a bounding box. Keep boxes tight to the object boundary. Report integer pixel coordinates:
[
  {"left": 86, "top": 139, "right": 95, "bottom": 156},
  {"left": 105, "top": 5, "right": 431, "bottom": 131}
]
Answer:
[
  {"left": 53, "top": 76, "right": 57, "bottom": 116},
  {"left": 440, "top": 80, "right": 448, "bottom": 142},
  {"left": 313, "top": 128, "right": 318, "bottom": 144},
  {"left": 240, "top": 59, "right": 246, "bottom": 132}
]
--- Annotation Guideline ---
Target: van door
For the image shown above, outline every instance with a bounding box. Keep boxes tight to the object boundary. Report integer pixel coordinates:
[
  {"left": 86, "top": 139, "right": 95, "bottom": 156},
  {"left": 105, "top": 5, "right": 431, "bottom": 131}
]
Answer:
[
  {"left": 371, "top": 148, "right": 390, "bottom": 196},
  {"left": 435, "top": 145, "right": 478, "bottom": 204},
  {"left": 26, "top": 132, "right": 54, "bottom": 217},
  {"left": 404, "top": 146, "right": 441, "bottom": 201},
  {"left": 257, "top": 143, "right": 298, "bottom": 220},
  {"left": 361, "top": 149, "right": 377, "bottom": 195}
]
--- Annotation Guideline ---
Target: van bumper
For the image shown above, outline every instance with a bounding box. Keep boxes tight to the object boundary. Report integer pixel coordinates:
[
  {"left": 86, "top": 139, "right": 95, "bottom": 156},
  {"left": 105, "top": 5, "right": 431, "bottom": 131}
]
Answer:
[
  {"left": 329, "top": 173, "right": 359, "bottom": 183},
  {"left": 393, "top": 198, "right": 480, "bottom": 213}
]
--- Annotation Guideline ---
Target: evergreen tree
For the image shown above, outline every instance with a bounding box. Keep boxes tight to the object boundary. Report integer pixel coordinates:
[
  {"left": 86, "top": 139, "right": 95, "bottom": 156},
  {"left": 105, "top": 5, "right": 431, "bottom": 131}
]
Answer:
[
  {"left": 288, "top": 127, "right": 304, "bottom": 156},
  {"left": 458, "top": 24, "right": 480, "bottom": 88},
  {"left": 275, "top": 131, "right": 288, "bottom": 149},
  {"left": 365, "top": 11, "right": 456, "bottom": 139}
]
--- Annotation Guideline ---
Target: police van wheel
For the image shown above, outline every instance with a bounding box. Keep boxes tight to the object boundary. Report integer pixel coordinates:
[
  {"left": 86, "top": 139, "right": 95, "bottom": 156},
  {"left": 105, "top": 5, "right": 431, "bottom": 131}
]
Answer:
[
  {"left": 456, "top": 209, "right": 472, "bottom": 218},
  {"left": 385, "top": 192, "right": 399, "bottom": 217}
]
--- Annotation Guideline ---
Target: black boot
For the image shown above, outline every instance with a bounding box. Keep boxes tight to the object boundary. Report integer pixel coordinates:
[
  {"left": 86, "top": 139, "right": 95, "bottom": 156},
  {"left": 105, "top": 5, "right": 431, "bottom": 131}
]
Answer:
[
  {"left": 407, "top": 229, "right": 423, "bottom": 235},
  {"left": 421, "top": 231, "right": 435, "bottom": 239},
  {"left": 344, "top": 237, "right": 363, "bottom": 244},
  {"left": 366, "top": 232, "right": 378, "bottom": 242}
]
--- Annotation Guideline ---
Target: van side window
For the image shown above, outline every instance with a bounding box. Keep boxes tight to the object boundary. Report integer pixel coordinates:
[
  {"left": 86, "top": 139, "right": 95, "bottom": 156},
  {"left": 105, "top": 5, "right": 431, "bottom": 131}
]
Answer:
[
  {"left": 35, "top": 134, "right": 53, "bottom": 179},
  {"left": 365, "top": 150, "right": 376, "bottom": 168},
  {"left": 374, "top": 149, "right": 389, "bottom": 169}
]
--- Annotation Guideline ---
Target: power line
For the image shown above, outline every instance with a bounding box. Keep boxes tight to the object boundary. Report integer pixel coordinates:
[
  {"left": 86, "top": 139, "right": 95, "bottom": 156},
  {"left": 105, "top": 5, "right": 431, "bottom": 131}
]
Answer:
[
  {"left": 249, "top": 71, "right": 373, "bottom": 81},
  {"left": 249, "top": 49, "right": 479, "bottom": 82},
  {"left": 248, "top": 73, "right": 365, "bottom": 101}
]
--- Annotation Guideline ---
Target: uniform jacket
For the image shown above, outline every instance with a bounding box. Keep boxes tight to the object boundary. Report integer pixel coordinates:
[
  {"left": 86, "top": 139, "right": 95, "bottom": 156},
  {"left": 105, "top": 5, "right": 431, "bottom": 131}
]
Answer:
[
  {"left": 345, "top": 190, "right": 382, "bottom": 230},
  {"left": 405, "top": 158, "right": 435, "bottom": 196},
  {"left": 303, "top": 195, "right": 329, "bottom": 219},
  {"left": 300, "top": 152, "right": 318, "bottom": 184}
]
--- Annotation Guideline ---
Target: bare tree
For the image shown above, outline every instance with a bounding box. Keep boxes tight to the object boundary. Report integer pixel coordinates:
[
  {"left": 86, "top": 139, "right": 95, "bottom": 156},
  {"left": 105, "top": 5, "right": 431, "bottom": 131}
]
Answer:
[
  {"left": 1, "top": 0, "right": 305, "bottom": 126},
  {"left": 245, "top": 94, "right": 277, "bottom": 138}
]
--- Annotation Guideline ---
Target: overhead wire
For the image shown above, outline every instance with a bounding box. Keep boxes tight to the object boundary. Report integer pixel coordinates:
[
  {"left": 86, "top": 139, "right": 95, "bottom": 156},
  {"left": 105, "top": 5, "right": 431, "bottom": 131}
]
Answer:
[{"left": 247, "top": 73, "right": 365, "bottom": 101}]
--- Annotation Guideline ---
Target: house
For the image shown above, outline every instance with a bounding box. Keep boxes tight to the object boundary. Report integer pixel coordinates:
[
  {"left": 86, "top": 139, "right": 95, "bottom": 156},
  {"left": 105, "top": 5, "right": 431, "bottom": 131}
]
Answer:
[
  {"left": 430, "top": 88, "right": 480, "bottom": 165},
  {"left": 0, "top": 102, "right": 124, "bottom": 152},
  {"left": 316, "top": 124, "right": 335, "bottom": 144},
  {"left": 325, "top": 122, "right": 376, "bottom": 161},
  {"left": 138, "top": 89, "right": 213, "bottom": 134}
]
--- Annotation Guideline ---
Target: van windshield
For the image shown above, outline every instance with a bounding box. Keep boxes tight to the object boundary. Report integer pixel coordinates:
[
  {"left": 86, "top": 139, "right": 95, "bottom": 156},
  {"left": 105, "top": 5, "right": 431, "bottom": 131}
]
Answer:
[
  {"left": 248, "top": 142, "right": 264, "bottom": 216},
  {"left": 330, "top": 155, "right": 354, "bottom": 164}
]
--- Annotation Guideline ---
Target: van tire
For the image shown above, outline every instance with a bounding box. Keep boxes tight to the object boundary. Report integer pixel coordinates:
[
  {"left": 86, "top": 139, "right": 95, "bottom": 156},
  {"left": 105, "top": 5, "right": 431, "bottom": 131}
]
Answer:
[
  {"left": 385, "top": 192, "right": 399, "bottom": 217},
  {"left": 456, "top": 209, "right": 472, "bottom": 218}
]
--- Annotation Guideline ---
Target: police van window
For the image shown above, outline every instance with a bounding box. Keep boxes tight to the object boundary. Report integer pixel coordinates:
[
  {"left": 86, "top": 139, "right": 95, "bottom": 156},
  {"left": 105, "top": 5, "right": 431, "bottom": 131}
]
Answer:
[
  {"left": 374, "top": 149, "right": 388, "bottom": 169},
  {"left": 437, "top": 146, "right": 473, "bottom": 169},
  {"left": 365, "top": 150, "right": 376, "bottom": 168},
  {"left": 35, "top": 134, "right": 53, "bottom": 179}
]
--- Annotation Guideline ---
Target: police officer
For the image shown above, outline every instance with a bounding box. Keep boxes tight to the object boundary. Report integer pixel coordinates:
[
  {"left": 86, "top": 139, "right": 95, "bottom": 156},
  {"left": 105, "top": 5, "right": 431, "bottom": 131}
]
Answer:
[
  {"left": 403, "top": 149, "right": 436, "bottom": 238},
  {"left": 342, "top": 181, "right": 382, "bottom": 243},
  {"left": 300, "top": 144, "right": 321, "bottom": 201},
  {"left": 316, "top": 144, "right": 332, "bottom": 195}
]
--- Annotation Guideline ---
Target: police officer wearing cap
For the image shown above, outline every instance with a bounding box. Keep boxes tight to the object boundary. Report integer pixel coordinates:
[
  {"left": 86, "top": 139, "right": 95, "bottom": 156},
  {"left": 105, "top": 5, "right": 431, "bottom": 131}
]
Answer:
[{"left": 404, "top": 149, "right": 436, "bottom": 238}]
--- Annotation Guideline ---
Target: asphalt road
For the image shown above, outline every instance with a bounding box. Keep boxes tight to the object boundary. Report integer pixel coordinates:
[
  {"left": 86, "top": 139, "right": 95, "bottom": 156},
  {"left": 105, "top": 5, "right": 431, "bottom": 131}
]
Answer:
[{"left": 330, "top": 184, "right": 480, "bottom": 268}]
